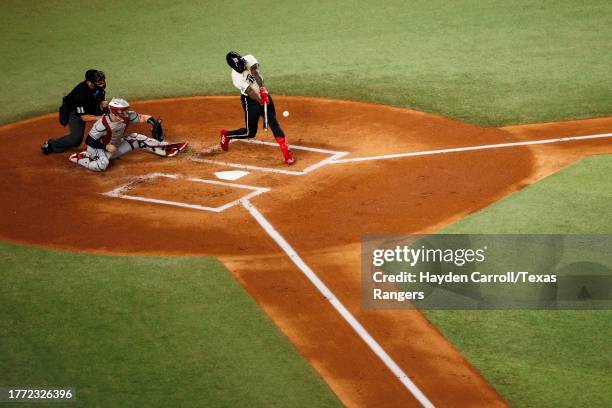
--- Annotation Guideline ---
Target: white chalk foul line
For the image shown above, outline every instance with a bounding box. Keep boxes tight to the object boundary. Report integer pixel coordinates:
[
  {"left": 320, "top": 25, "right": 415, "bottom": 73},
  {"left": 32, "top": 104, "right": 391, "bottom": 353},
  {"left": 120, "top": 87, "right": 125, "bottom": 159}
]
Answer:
[
  {"left": 101, "top": 131, "right": 609, "bottom": 406},
  {"left": 104, "top": 175, "right": 434, "bottom": 405},
  {"left": 194, "top": 133, "right": 611, "bottom": 173},
  {"left": 241, "top": 199, "right": 435, "bottom": 408},
  {"left": 302, "top": 151, "right": 349, "bottom": 174},
  {"left": 332, "top": 132, "right": 612, "bottom": 163}
]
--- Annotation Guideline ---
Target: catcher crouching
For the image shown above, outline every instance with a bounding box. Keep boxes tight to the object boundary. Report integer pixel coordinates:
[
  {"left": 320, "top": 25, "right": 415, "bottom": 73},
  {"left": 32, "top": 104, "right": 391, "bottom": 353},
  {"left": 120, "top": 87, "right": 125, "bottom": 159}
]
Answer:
[{"left": 69, "top": 98, "right": 187, "bottom": 171}]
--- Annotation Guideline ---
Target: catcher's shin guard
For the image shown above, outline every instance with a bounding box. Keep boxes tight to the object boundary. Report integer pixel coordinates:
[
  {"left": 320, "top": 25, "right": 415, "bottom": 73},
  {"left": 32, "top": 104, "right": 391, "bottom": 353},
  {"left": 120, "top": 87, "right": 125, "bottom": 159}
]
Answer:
[
  {"left": 69, "top": 151, "right": 109, "bottom": 172},
  {"left": 275, "top": 137, "right": 295, "bottom": 165},
  {"left": 125, "top": 133, "right": 171, "bottom": 156}
]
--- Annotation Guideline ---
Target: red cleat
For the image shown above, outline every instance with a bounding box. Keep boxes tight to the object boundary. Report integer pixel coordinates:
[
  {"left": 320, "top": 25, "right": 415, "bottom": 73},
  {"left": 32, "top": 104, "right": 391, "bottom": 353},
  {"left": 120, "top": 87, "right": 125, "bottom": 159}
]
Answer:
[
  {"left": 173, "top": 141, "right": 188, "bottom": 152},
  {"left": 69, "top": 151, "right": 88, "bottom": 163},
  {"left": 220, "top": 129, "right": 229, "bottom": 151},
  {"left": 165, "top": 142, "right": 188, "bottom": 157},
  {"left": 284, "top": 149, "right": 295, "bottom": 165},
  {"left": 275, "top": 136, "right": 295, "bottom": 165}
]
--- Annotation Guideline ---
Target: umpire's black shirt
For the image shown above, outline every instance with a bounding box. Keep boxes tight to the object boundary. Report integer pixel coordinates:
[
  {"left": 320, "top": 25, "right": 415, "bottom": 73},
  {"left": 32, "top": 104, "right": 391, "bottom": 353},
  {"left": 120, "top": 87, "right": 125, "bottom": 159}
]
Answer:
[{"left": 66, "top": 81, "right": 105, "bottom": 117}]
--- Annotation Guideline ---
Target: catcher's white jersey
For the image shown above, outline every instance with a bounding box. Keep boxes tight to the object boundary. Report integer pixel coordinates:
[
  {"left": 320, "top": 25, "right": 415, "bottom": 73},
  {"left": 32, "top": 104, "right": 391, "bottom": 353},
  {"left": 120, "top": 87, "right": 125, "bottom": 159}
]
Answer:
[
  {"left": 89, "top": 112, "right": 141, "bottom": 146},
  {"left": 231, "top": 54, "right": 261, "bottom": 95}
]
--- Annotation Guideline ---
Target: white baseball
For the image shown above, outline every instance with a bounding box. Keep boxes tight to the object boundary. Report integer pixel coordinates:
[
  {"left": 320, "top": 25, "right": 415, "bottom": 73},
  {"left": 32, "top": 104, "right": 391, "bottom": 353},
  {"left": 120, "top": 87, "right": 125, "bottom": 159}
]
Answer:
[{"left": 282, "top": 110, "right": 289, "bottom": 117}]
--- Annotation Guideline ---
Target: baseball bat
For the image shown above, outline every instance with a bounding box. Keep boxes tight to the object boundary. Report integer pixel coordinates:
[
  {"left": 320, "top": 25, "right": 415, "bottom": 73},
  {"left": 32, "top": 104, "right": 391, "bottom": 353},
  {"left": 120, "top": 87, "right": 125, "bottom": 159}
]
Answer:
[{"left": 264, "top": 102, "right": 268, "bottom": 132}]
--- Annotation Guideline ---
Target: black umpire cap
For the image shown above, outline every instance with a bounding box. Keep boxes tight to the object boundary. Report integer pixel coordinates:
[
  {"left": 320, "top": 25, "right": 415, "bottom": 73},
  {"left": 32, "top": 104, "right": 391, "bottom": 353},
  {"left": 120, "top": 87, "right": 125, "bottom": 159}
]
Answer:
[{"left": 85, "top": 69, "right": 105, "bottom": 83}]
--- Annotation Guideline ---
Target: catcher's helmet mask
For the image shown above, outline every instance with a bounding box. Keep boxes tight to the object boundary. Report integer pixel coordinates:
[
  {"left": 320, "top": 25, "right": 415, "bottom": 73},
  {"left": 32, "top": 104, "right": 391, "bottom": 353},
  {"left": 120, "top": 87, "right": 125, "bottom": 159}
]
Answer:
[
  {"left": 226, "top": 51, "right": 246, "bottom": 73},
  {"left": 108, "top": 97, "right": 131, "bottom": 122}
]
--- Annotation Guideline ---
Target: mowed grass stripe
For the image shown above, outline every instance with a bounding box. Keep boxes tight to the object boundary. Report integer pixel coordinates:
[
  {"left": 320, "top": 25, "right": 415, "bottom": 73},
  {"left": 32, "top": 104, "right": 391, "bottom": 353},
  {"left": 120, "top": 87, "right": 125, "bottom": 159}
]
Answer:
[{"left": 1, "top": 0, "right": 610, "bottom": 125}]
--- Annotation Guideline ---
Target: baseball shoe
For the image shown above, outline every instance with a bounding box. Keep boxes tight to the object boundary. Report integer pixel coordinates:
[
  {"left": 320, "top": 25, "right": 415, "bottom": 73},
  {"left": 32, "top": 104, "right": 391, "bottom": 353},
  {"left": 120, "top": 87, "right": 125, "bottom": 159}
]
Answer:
[
  {"left": 176, "top": 141, "right": 188, "bottom": 152},
  {"left": 69, "top": 151, "right": 88, "bottom": 164},
  {"left": 220, "top": 129, "right": 229, "bottom": 151},
  {"left": 284, "top": 150, "right": 295, "bottom": 165},
  {"left": 165, "top": 142, "right": 188, "bottom": 157},
  {"left": 41, "top": 140, "right": 52, "bottom": 155},
  {"left": 274, "top": 136, "right": 295, "bottom": 165}
]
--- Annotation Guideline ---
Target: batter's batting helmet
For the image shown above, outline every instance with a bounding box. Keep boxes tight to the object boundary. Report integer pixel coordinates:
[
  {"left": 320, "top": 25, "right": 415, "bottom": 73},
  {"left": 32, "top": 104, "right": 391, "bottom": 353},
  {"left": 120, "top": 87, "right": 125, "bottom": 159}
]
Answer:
[{"left": 226, "top": 51, "right": 246, "bottom": 73}]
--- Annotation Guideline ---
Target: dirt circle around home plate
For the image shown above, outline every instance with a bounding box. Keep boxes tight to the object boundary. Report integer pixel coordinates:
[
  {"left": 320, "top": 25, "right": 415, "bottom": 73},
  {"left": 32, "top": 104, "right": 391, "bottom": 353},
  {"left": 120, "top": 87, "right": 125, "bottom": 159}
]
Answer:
[{"left": 3, "top": 96, "right": 610, "bottom": 407}]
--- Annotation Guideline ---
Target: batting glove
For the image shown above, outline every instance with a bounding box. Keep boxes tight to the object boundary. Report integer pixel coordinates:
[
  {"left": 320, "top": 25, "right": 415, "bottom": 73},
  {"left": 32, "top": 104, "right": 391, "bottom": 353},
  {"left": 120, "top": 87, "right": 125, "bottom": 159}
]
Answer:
[{"left": 259, "top": 87, "right": 270, "bottom": 105}]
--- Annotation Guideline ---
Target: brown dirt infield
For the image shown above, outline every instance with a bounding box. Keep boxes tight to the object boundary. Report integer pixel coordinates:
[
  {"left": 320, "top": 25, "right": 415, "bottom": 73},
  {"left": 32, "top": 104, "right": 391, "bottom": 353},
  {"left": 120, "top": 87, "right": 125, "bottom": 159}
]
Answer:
[{"left": 1, "top": 96, "right": 610, "bottom": 407}]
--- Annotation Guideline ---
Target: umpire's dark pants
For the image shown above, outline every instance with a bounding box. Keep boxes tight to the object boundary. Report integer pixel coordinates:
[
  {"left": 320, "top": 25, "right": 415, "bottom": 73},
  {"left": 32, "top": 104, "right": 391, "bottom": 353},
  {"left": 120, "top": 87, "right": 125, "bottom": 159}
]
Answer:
[
  {"left": 48, "top": 112, "right": 85, "bottom": 153},
  {"left": 227, "top": 95, "right": 285, "bottom": 139}
]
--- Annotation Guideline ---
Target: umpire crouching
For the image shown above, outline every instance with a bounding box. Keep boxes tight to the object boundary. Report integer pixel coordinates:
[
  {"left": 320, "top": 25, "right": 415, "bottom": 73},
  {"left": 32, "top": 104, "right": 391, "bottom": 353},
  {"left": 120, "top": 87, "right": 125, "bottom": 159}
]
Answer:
[{"left": 41, "top": 69, "right": 107, "bottom": 154}]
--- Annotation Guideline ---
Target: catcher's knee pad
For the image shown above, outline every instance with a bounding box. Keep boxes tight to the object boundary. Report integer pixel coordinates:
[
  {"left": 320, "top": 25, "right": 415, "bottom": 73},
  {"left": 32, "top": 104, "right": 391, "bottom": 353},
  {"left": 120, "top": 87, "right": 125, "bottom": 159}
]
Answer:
[
  {"left": 94, "top": 155, "right": 110, "bottom": 172},
  {"left": 125, "top": 133, "right": 148, "bottom": 141},
  {"left": 96, "top": 155, "right": 110, "bottom": 171}
]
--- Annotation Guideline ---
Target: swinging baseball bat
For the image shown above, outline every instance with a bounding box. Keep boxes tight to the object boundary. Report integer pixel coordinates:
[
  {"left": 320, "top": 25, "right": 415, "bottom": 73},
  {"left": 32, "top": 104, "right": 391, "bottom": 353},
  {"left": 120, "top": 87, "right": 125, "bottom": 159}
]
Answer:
[{"left": 264, "top": 102, "right": 268, "bottom": 131}]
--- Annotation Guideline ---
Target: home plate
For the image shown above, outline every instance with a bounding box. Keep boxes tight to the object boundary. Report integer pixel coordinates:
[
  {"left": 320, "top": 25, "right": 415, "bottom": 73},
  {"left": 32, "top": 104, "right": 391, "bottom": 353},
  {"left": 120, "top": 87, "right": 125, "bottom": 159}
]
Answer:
[{"left": 214, "top": 170, "right": 250, "bottom": 181}]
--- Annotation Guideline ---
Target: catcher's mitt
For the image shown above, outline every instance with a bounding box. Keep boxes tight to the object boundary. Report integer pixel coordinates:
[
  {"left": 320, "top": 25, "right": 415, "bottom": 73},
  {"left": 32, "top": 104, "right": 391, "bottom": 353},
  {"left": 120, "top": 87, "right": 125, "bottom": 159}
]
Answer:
[{"left": 151, "top": 118, "right": 165, "bottom": 142}]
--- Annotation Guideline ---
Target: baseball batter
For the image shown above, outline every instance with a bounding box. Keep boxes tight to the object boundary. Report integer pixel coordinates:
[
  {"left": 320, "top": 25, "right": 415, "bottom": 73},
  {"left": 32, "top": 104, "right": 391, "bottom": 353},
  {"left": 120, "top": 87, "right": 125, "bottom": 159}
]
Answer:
[
  {"left": 220, "top": 51, "right": 295, "bottom": 165},
  {"left": 69, "top": 98, "right": 187, "bottom": 172}
]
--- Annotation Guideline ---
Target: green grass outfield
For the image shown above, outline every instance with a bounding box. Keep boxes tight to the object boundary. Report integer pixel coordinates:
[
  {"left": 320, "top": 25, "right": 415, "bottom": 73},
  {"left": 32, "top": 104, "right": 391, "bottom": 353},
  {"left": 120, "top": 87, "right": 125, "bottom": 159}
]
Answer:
[
  {"left": 0, "top": 243, "right": 340, "bottom": 407},
  {"left": 426, "top": 155, "right": 612, "bottom": 408},
  {"left": 1, "top": 0, "right": 611, "bottom": 126}
]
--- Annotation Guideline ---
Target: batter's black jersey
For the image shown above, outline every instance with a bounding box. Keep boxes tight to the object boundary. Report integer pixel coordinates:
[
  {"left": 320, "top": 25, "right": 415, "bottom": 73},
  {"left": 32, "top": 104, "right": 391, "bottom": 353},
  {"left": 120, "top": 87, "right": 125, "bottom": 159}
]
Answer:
[{"left": 65, "top": 81, "right": 105, "bottom": 117}]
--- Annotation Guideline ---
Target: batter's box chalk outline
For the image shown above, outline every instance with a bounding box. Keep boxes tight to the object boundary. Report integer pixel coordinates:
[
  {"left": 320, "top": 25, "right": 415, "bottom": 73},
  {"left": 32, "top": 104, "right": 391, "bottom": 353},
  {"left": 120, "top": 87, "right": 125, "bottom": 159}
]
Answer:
[
  {"left": 191, "top": 139, "right": 349, "bottom": 175},
  {"left": 102, "top": 172, "right": 270, "bottom": 213}
]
